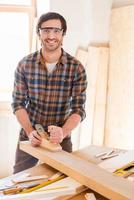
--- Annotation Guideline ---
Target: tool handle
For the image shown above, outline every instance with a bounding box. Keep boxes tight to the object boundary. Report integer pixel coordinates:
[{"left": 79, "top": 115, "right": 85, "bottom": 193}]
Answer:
[
  {"left": 35, "top": 124, "right": 49, "bottom": 140},
  {"left": 3, "top": 187, "right": 22, "bottom": 195}
]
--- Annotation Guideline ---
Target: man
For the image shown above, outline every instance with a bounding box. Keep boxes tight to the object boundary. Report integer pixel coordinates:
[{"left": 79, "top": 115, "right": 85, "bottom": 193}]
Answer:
[{"left": 12, "top": 12, "right": 87, "bottom": 173}]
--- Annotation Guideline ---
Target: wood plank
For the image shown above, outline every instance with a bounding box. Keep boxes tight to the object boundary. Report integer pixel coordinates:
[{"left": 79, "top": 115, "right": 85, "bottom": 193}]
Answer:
[
  {"left": 79, "top": 46, "right": 100, "bottom": 147},
  {"left": 92, "top": 47, "right": 109, "bottom": 145},
  {"left": 20, "top": 141, "right": 134, "bottom": 200},
  {"left": 75, "top": 49, "right": 88, "bottom": 67},
  {"left": 76, "top": 46, "right": 109, "bottom": 148},
  {"left": 75, "top": 49, "right": 88, "bottom": 149}
]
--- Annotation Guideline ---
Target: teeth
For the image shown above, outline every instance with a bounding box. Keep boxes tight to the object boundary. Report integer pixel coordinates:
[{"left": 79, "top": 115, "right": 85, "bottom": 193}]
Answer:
[
  {"left": 47, "top": 41, "right": 55, "bottom": 44},
  {"left": 47, "top": 40, "right": 56, "bottom": 43}
]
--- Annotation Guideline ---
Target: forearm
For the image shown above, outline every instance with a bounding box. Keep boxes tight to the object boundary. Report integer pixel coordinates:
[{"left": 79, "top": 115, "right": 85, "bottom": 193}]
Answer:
[
  {"left": 62, "top": 113, "right": 81, "bottom": 138},
  {"left": 15, "top": 108, "right": 34, "bottom": 136}
]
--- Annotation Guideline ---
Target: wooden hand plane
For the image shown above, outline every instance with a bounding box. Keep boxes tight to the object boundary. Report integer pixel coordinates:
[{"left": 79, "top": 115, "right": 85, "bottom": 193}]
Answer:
[{"left": 35, "top": 124, "right": 62, "bottom": 152}]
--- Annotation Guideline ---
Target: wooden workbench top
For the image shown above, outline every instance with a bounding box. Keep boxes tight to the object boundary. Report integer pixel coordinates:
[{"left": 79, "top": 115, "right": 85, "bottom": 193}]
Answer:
[{"left": 20, "top": 142, "right": 134, "bottom": 200}]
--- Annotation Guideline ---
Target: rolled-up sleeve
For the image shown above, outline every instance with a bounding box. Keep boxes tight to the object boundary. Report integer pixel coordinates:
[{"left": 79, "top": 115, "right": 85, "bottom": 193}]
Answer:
[
  {"left": 11, "top": 61, "right": 28, "bottom": 113},
  {"left": 71, "top": 63, "right": 87, "bottom": 121}
]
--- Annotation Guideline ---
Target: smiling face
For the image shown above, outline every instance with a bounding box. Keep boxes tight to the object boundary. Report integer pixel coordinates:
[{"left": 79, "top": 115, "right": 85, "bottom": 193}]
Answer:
[{"left": 39, "top": 19, "right": 64, "bottom": 53}]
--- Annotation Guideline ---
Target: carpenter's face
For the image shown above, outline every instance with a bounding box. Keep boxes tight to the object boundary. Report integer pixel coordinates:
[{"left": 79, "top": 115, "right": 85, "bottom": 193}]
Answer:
[{"left": 39, "top": 19, "right": 64, "bottom": 52}]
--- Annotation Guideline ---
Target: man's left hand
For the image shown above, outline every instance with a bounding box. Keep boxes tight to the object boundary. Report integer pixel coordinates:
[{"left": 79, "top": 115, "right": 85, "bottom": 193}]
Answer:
[{"left": 48, "top": 125, "right": 64, "bottom": 144}]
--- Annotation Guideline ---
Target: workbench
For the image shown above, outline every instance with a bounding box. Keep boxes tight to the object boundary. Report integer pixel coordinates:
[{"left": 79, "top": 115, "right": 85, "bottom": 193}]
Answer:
[{"left": 0, "top": 143, "right": 133, "bottom": 200}]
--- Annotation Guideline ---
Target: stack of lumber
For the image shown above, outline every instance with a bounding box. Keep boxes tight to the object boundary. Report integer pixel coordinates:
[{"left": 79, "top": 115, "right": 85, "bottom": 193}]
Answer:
[
  {"left": 76, "top": 5, "right": 134, "bottom": 150},
  {"left": 76, "top": 45, "right": 109, "bottom": 147}
]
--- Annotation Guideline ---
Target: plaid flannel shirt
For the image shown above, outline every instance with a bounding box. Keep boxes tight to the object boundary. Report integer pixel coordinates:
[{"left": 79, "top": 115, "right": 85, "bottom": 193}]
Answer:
[{"left": 12, "top": 49, "right": 87, "bottom": 130}]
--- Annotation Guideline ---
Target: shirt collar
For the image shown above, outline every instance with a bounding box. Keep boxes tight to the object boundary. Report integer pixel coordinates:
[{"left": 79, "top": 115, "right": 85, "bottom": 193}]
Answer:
[{"left": 36, "top": 48, "right": 68, "bottom": 66}]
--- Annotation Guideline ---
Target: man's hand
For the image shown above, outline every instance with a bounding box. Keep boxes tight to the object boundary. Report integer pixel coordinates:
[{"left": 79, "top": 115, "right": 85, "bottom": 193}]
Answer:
[
  {"left": 28, "top": 130, "right": 42, "bottom": 147},
  {"left": 48, "top": 125, "right": 64, "bottom": 144}
]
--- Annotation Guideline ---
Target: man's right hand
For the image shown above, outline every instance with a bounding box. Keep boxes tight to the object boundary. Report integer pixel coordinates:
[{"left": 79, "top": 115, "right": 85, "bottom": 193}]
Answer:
[{"left": 28, "top": 130, "right": 42, "bottom": 147}]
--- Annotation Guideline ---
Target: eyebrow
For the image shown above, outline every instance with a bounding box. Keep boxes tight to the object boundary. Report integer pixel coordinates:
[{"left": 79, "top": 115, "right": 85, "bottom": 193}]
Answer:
[{"left": 40, "top": 27, "right": 62, "bottom": 29}]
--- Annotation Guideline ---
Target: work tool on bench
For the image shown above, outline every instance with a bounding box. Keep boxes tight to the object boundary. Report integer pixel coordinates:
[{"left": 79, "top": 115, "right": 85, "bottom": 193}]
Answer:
[
  {"left": 1, "top": 172, "right": 66, "bottom": 195},
  {"left": 20, "top": 172, "right": 66, "bottom": 194},
  {"left": 114, "top": 162, "right": 134, "bottom": 179},
  {"left": 95, "top": 149, "right": 118, "bottom": 160},
  {"left": 1, "top": 183, "right": 39, "bottom": 195},
  {"left": 35, "top": 124, "right": 62, "bottom": 151}
]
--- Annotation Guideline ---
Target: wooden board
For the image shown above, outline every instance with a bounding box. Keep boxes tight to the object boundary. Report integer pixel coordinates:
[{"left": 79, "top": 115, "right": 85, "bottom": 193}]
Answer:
[
  {"left": 79, "top": 46, "right": 100, "bottom": 147},
  {"left": 20, "top": 141, "right": 134, "bottom": 200},
  {"left": 75, "top": 46, "right": 109, "bottom": 148},
  {"left": 75, "top": 49, "right": 88, "bottom": 67},
  {"left": 105, "top": 5, "right": 134, "bottom": 149},
  {"left": 92, "top": 47, "right": 109, "bottom": 146}
]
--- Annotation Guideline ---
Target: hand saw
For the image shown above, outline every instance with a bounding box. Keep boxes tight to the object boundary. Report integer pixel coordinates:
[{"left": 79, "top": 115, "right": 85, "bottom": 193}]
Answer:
[{"left": 35, "top": 124, "right": 62, "bottom": 152}]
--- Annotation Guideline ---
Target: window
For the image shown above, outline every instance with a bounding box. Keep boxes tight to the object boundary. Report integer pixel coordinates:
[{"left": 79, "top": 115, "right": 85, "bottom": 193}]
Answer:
[
  {"left": 0, "top": 13, "right": 29, "bottom": 101},
  {"left": 0, "top": 0, "right": 31, "bottom": 5},
  {"left": 0, "top": 1, "right": 36, "bottom": 102}
]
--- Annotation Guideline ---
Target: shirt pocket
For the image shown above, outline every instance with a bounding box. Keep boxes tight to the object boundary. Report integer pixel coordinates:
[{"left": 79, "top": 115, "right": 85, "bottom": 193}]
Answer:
[{"left": 62, "top": 78, "right": 73, "bottom": 95}]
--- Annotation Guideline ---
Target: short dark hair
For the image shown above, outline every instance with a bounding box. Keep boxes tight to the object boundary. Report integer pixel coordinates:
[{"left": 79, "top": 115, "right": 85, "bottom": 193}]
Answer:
[{"left": 36, "top": 12, "right": 67, "bottom": 35}]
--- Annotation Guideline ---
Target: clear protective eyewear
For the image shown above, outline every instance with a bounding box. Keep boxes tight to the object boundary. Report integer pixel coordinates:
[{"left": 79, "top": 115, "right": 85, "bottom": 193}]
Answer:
[{"left": 40, "top": 27, "right": 63, "bottom": 35}]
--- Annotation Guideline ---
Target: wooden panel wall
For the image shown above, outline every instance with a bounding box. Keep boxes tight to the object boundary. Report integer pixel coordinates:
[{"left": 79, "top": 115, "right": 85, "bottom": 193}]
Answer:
[{"left": 105, "top": 6, "right": 134, "bottom": 149}]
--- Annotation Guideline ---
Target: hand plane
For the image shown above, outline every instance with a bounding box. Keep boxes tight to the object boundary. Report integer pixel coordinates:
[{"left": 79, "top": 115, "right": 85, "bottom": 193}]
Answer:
[{"left": 35, "top": 124, "right": 62, "bottom": 152}]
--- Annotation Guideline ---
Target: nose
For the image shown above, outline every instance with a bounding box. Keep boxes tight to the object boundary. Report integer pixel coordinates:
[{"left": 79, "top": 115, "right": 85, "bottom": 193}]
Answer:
[{"left": 47, "top": 30, "right": 55, "bottom": 39}]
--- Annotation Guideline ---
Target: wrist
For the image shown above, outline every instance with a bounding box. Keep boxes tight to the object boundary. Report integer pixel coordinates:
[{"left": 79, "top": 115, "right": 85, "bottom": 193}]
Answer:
[
  {"left": 25, "top": 125, "right": 34, "bottom": 134},
  {"left": 62, "top": 126, "right": 71, "bottom": 138},
  {"left": 28, "top": 130, "right": 36, "bottom": 138}
]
